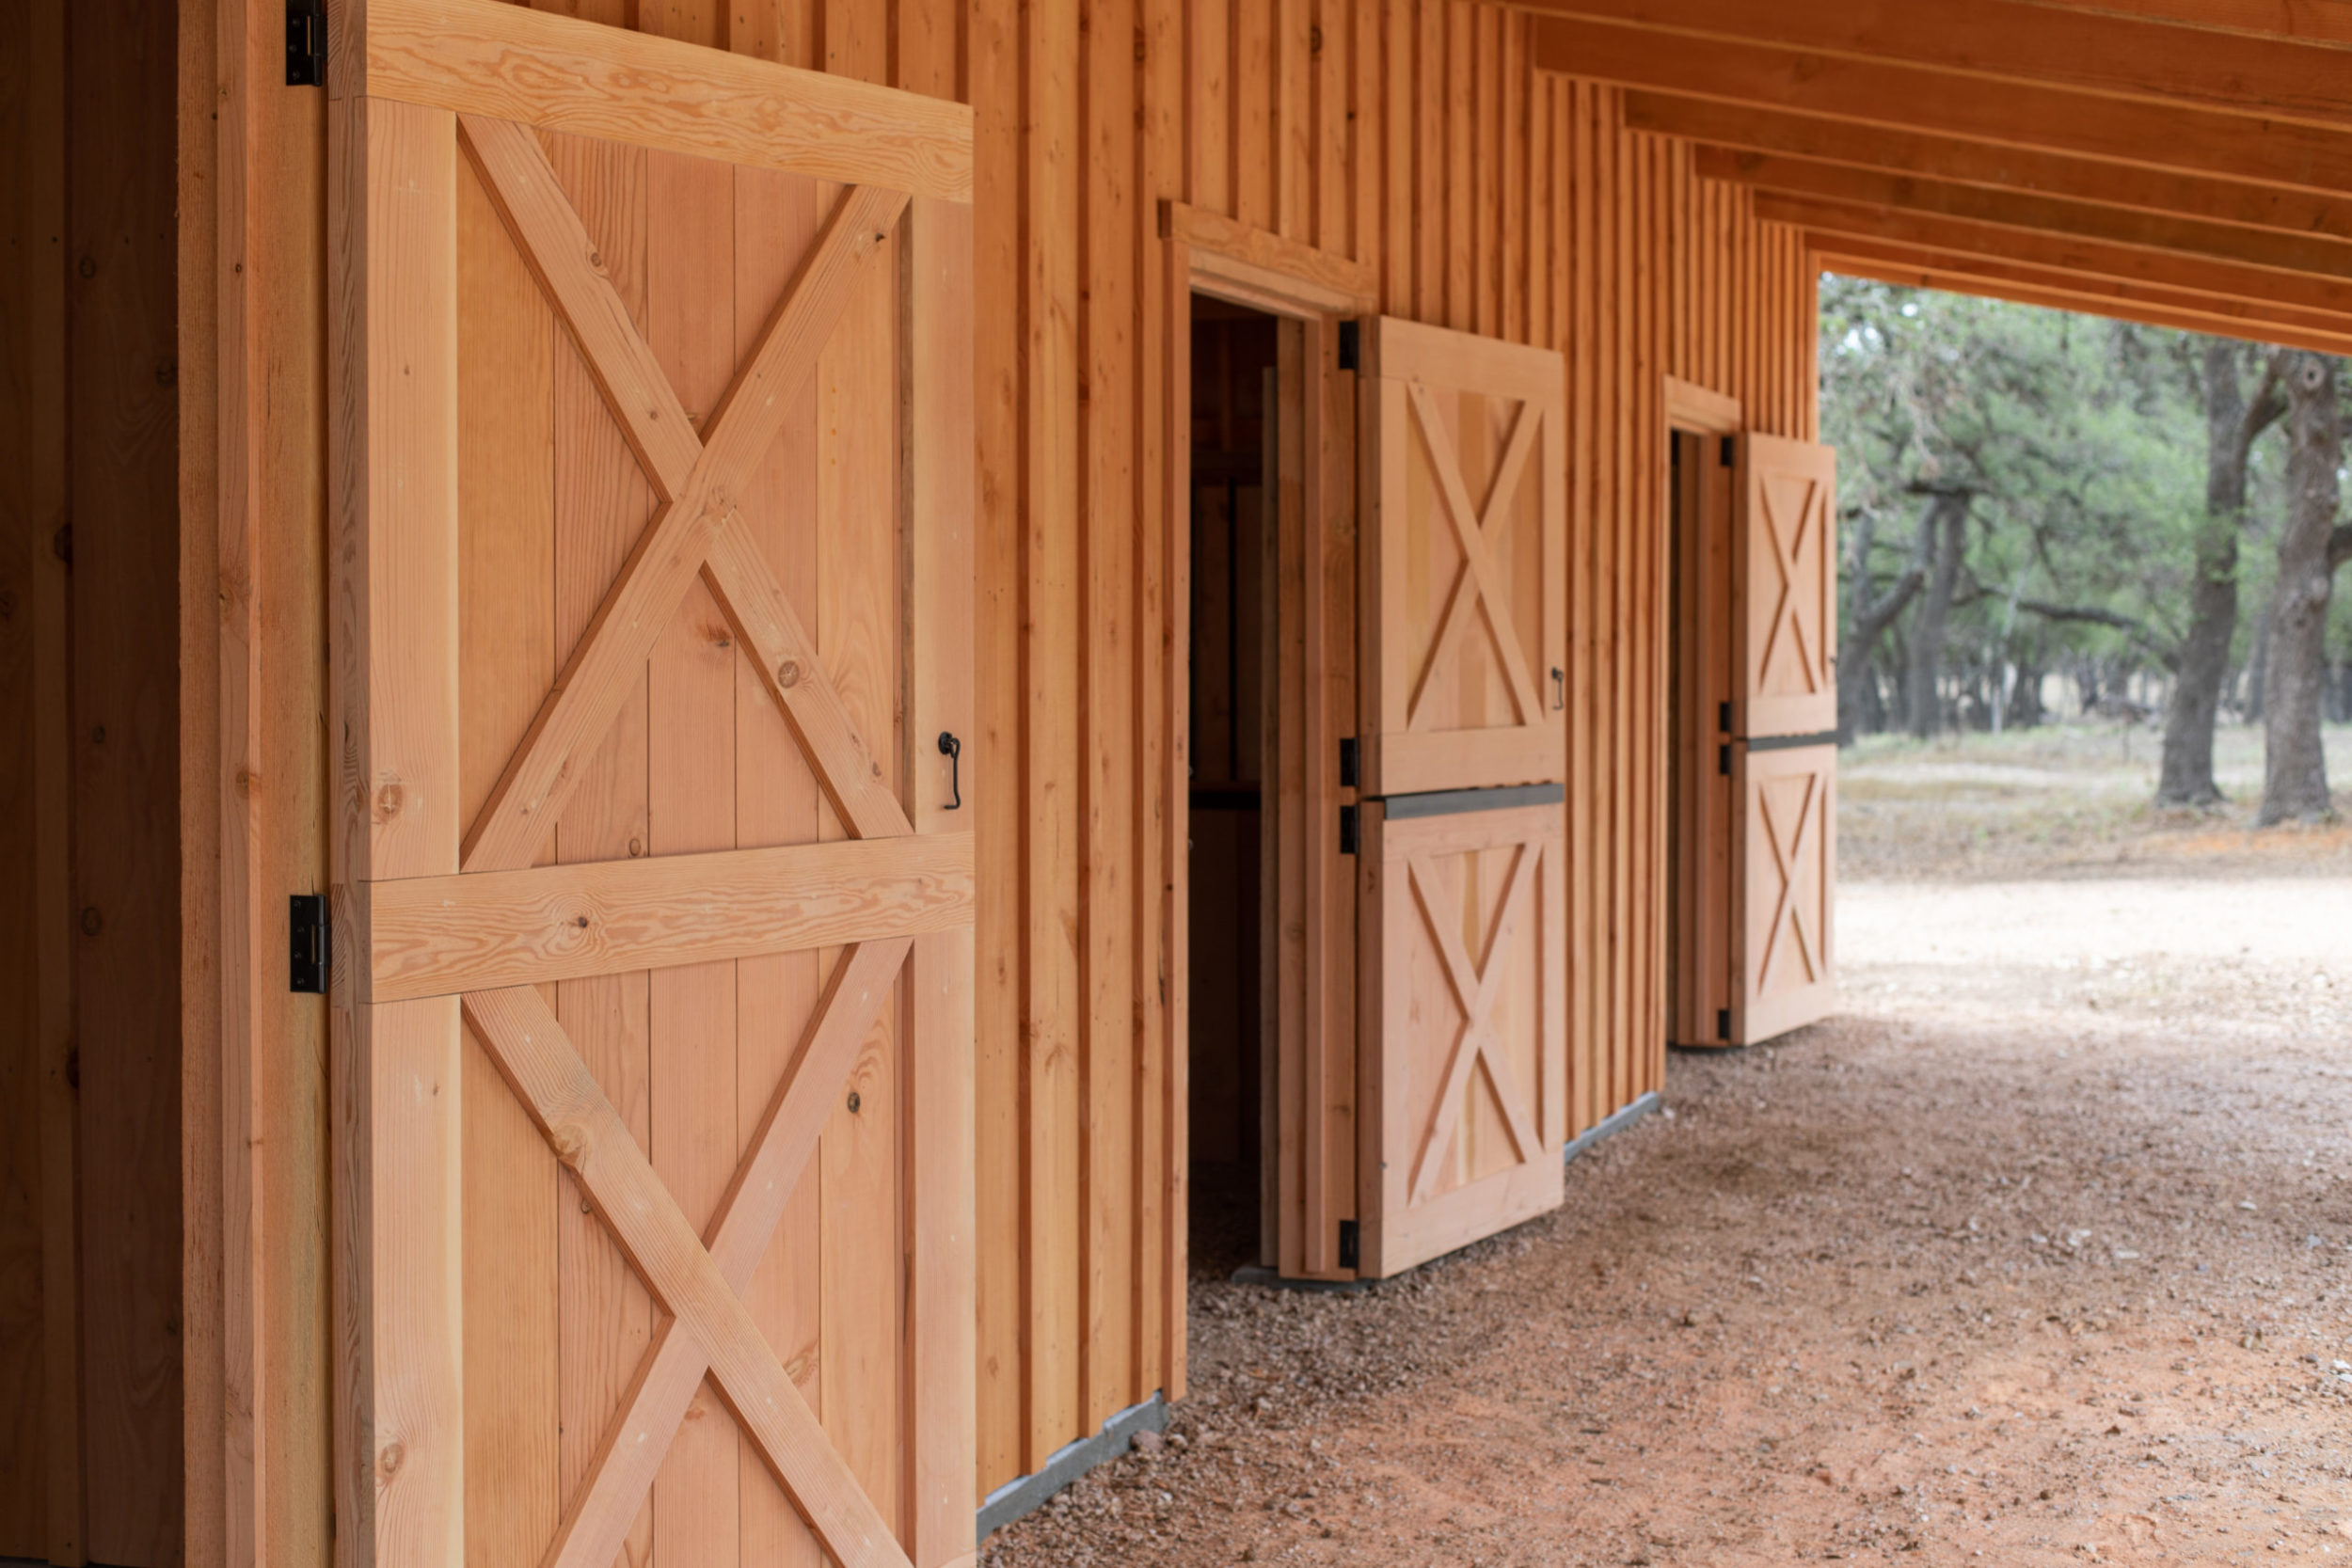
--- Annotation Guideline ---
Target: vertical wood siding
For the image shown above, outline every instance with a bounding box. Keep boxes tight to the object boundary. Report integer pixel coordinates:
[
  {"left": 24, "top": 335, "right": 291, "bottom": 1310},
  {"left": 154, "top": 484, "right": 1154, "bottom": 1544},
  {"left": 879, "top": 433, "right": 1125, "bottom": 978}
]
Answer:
[{"left": 170, "top": 0, "right": 1822, "bottom": 1547}]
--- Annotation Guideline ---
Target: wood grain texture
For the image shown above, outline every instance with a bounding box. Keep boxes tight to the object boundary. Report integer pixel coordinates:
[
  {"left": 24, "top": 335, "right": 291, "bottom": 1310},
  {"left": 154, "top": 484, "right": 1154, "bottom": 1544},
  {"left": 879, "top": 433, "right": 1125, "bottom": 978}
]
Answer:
[
  {"left": 347, "top": 0, "right": 974, "bottom": 199},
  {"left": 1163, "top": 201, "right": 1380, "bottom": 314},
  {"left": 327, "top": 90, "right": 467, "bottom": 1568},
  {"left": 364, "top": 835, "right": 974, "bottom": 1000}
]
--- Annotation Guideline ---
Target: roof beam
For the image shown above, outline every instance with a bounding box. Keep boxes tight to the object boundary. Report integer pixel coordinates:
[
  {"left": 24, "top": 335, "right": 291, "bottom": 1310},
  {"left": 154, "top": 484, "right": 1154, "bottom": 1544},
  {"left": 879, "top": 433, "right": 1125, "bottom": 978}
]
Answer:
[
  {"left": 1698, "top": 147, "right": 2352, "bottom": 281},
  {"left": 1628, "top": 94, "right": 2352, "bottom": 245},
  {"left": 1531, "top": 16, "right": 2352, "bottom": 196},
  {"left": 1512, "top": 0, "right": 2352, "bottom": 126},
  {"left": 2008, "top": 1, "right": 2352, "bottom": 51},
  {"left": 1756, "top": 191, "right": 2352, "bottom": 319},
  {"left": 1810, "top": 235, "right": 2352, "bottom": 356}
]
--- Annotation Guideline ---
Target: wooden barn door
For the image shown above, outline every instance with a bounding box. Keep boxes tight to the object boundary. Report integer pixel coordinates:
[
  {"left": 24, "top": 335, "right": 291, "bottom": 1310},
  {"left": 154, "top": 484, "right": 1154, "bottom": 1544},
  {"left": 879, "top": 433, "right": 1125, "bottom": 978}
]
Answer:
[
  {"left": 326, "top": 8, "right": 975, "bottom": 1568},
  {"left": 1355, "top": 319, "right": 1567, "bottom": 1279},
  {"left": 1729, "top": 432, "right": 1838, "bottom": 1044}
]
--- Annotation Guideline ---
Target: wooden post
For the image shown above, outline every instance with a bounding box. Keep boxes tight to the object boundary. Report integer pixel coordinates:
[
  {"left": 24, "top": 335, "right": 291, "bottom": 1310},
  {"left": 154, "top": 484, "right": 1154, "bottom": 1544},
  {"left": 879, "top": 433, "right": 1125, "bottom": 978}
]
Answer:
[{"left": 326, "top": 90, "right": 465, "bottom": 1568}]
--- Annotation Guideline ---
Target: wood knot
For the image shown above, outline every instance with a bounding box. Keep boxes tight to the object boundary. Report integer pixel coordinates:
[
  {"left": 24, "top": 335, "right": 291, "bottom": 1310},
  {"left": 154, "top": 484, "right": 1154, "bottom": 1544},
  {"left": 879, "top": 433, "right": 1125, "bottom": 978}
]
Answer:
[
  {"left": 846, "top": 1090, "right": 862, "bottom": 1115},
  {"left": 374, "top": 781, "right": 404, "bottom": 821},
  {"left": 777, "top": 660, "right": 802, "bottom": 689},
  {"left": 377, "top": 1442, "right": 404, "bottom": 1479},
  {"left": 573, "top": 914, "right": 591, "bottom": 929},
  {"left": 80, "top": 907, "right": 103, "bottom": 936},
  {"left": 546, "top": 1122, "right": 586, "bottom": 1169}
]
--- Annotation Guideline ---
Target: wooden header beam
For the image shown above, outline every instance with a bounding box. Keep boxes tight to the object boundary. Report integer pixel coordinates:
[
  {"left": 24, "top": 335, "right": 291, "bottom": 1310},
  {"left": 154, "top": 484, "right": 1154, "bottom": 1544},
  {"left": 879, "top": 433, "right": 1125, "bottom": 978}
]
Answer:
[
  {"left": 1812, "top": 236, "right": 2352, "bottom": 356},
  {"left": 1632, "top": 94, "right": 2352, "bottom": 246},
  {"left": 1760, "top": 191, "right": 2352, "bottom": 319},
  {"left": 1511, "top": 0, "right": 2352, "bottom": 129},
  {"left": 1531, "top": 16, "right": 2352, "bottom": 197},
  {"left": 1696, "top": 147, "right": 2352, "bottom": 282}
]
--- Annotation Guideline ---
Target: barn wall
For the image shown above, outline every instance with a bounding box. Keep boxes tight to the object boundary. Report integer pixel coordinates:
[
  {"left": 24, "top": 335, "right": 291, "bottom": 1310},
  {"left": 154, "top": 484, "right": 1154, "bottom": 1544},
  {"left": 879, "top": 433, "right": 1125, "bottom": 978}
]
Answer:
[{"left": 172, "top": 0, "right": 1822, "bottom": 1551}]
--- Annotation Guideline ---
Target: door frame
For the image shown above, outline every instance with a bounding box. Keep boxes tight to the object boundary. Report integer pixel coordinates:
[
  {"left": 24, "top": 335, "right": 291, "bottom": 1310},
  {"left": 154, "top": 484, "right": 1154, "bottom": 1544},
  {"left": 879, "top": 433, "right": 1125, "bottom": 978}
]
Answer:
[
  {"left": 1663, "top": 377, "right": 1741, "bottom": 1049},
  {"left": 1162, "top": 203, "right": 1376, "bottom": 1283}
]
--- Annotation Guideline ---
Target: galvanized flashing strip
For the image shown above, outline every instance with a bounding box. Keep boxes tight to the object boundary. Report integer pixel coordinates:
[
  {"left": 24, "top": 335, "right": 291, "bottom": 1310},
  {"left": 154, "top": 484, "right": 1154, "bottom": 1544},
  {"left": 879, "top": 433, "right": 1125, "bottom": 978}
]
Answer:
[
  {"left": 1563, "top": 1090, "right": 1661, "bottom": 1166},
  {"left": 1378, "top": 781, "right": 1565, "bottom": 819},
  {"left": 977, "top": 1391, "right": 1169, "bottom": 1544}
]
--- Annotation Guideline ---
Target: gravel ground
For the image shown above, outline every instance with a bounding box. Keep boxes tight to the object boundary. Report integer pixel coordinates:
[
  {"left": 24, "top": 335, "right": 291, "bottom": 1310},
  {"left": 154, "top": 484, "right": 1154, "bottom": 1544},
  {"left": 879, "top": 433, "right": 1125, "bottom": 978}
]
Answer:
[{"left": 984, "top": 877, "right": 2352, "bottom": 1566}]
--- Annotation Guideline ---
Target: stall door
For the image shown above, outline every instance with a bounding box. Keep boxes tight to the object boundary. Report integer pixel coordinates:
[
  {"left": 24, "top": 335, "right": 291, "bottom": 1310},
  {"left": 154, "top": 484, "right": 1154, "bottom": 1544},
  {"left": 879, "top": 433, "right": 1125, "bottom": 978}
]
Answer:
[
  {"left": 1729, "top": 433, "right": 1838, "bottom": 1044},
  {"left": 1355, "top": 319, "right": 1567, "bottom": 1279},
  {"left": 327, "top": 7, "right": 975, "bottom": 1568}
]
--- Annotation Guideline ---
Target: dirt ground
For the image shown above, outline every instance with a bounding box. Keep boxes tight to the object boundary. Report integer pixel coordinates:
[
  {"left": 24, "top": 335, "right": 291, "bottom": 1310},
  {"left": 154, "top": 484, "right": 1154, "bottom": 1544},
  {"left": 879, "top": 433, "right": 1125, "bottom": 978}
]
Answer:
[{"left": 984, "top": 724, "right": 2352, "bottom": 1566}]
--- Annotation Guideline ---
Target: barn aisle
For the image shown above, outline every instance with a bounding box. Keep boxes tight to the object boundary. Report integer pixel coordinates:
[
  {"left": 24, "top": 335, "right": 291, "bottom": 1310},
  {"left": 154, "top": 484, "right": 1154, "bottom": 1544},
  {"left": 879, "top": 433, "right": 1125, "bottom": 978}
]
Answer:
[{"left": 988, "top": 751, "right": 2352, "bottom": 1566}]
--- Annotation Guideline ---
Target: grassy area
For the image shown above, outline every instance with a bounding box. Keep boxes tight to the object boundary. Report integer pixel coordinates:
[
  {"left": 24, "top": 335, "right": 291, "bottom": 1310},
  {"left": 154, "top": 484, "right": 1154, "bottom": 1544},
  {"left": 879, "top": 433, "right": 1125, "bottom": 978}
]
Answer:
[{"left": 1837, "top": 719, "right": 2352, "bottom": 880}]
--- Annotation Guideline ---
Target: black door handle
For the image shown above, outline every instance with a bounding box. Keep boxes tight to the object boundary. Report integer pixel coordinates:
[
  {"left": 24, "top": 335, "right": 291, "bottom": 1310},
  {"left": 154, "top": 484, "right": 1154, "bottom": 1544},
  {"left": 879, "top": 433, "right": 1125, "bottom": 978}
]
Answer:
[{"left": 938, "top": 731, "right": 962, "bottom": 810}]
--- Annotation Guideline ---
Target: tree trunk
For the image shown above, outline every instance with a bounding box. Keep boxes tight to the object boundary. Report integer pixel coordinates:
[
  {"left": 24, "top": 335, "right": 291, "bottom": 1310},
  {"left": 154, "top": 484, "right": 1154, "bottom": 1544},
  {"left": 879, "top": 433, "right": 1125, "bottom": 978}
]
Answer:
[
  {"left": 2158, "top": 341, "right": 2279, "bottom": 805},
  {"left": 1904, "top": 492, "right": 1969, "bottom": 740},
  {"left": 2260, "top": 351, "right": 2340, "bottom": 824},
  {"left": 2244, "top": 603, "right": 2272, "bottom": 721},
  {"left": 1838, "top": 507, "right": 1927, "bottom": 743}
]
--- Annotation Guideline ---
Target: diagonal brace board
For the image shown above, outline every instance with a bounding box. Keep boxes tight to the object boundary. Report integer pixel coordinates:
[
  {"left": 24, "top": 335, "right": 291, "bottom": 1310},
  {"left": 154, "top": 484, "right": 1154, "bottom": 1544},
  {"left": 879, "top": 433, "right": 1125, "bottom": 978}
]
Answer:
[
  {"left": 1406, "top": 384, "right": 1547, "bottom": 727},
  {"left": 1756, "top": 774, "right": 1820, "bottom": 991},
  {"left": 1405, "top": 842, "right": 1544, "bottom": 1204},
  {"left": 1756, "top": 478, "right": 1820, "bottom": 694},
  {"left": 455, "top": 113, "right": 910, "bottom": 869},
  {"left": 464, "top": 964, "right": 915, "bottom": 1568}
]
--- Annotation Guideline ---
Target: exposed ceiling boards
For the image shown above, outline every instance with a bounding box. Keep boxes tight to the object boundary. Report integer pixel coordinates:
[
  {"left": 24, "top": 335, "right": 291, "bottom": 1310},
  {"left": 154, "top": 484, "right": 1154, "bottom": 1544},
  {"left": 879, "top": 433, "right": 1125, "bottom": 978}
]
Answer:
[{"left": 1522, "top": 0, "right": 2352, "bottom": 345}]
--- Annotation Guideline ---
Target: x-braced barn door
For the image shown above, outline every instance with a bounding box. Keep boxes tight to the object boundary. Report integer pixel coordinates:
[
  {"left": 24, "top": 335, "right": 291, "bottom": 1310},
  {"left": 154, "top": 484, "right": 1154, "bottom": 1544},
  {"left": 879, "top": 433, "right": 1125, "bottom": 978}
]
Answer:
[
  {"left": 326, "top": 6, "right": 975, "bottom": 1567},
  {"left": 1355, "top": 319, "right": 1567, "bottom": 1279},
  {"left": 1729, "top": 433, "right": 1838, "bottom": 1044}
]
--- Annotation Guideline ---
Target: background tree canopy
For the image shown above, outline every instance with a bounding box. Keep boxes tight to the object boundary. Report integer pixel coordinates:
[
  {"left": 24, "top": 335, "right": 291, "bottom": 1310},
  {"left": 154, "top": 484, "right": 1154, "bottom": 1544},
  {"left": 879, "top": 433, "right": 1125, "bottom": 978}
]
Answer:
[{"left": 1820, "top": 277, "right": 2352, "bottom": 741}]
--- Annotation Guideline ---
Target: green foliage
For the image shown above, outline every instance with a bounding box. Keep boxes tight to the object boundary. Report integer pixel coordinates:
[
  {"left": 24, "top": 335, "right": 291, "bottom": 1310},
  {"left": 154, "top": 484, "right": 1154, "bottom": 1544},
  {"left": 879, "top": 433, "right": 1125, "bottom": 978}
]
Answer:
[{"left": 1821, "top": 276, "right": 2219, "bottom": 692}]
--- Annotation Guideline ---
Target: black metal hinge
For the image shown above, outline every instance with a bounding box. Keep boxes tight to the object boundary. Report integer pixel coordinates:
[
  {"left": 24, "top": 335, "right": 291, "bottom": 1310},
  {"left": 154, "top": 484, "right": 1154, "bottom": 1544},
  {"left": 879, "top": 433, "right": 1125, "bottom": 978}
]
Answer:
[
  {"left": 1717, "top": 743, "right": 1731, "bottom": 777},
  {"left": 1716, "top": 1007, "right": 1731, "bottom": 1042},
  {"left": 1338, "top": 803, "right": 1359, "bottom": 855},
  {"left": 1337, "top": 1219, "right": 1359, "bottom": 1271},
  {"left": 1720, "top": 435, "right": 1737, "bottom": 468},
  {"left": 286, "top": 0, "right": 326, "bottom": 87},
  {"left": 1337, "top": 320, "right": 1360, "bottom": 372},
  {"left": 290, "top": 894, "right": 330, "bottom": 993},
  {"left": 1717, "top": 700, "right": 1732, "bottom": 734},
  {"left": 1338, "top": 736, "right": 1359, "bottom": 789}
]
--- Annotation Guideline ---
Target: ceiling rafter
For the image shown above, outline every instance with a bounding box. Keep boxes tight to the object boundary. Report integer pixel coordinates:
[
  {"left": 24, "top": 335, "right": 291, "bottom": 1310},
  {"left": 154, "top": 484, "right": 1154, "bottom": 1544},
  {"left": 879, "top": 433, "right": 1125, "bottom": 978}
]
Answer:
[
  {"left": 1628, "top": 95, "right": 2352, "bottom": 246},
  {"left": 1810, "top": 235, "right": 2352, "bottom": 357},
  {"left": 1700, "top": 147, "right": 2352, "bottom": 282},
  {"left": 1530, "top": 15, "right": 2352, "bottom": 197},
  {"left": 1512, "top": 0, "right": 2352, "bottom": 126},
  {"left": 1761, "top": 192, "right": 2352, "bottom": 318}
]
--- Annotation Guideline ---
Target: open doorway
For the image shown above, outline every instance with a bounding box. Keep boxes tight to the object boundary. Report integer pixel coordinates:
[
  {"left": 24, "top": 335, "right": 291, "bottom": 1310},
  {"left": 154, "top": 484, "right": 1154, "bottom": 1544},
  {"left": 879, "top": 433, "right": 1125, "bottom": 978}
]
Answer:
[
  {"left": 1668, "top": 420, "right": 1737, "bottom": 1048},
  {"left": 1184, "top": 297, "right": 1279, "bottom": 1276}
]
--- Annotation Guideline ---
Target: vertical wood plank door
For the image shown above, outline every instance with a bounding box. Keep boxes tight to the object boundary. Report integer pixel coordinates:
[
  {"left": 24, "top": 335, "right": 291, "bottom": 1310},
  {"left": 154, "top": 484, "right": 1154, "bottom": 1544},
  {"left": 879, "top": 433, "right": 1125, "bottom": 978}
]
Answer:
[
  {"left": 1358, "top": 318, "right": 1566, "bottom": 799},
  {"left": 1354, "top": 317, "right": 1567, "bottom": 1280},
  {"left": 325, "top": 7, "right": 976, "bottom": 1568},
  {"left": 1729, "top": 432, "right": 1837, "bottom": 1045}
]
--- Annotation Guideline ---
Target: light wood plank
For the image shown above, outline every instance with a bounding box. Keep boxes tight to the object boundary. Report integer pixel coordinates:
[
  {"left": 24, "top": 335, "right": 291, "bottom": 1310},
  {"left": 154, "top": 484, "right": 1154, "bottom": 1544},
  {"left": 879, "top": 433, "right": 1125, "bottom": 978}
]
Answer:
[
  {"left": 901, "top": 190, "right": 977, "bottom": 1567},
  {"left": 327, "top": 90, "right": 467, "bottom": 1568},
  {"left": 346, "top": 0, "right": 974, "bottom": 199},
  {"left": 459, "top": 986, "right": 914, "bottom": 1568},
  {"left": 529, "top": 938, "right": 908, "bottom": 1568},
  {"left": 364, "top": 836, "right": 974, "bottom": 1001},
  {"left": 457, "top": 165, "right": 907, "bottom": 871},
  {"left": 1164, "top": 200, "right": 1381, "bottom": 315}
]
